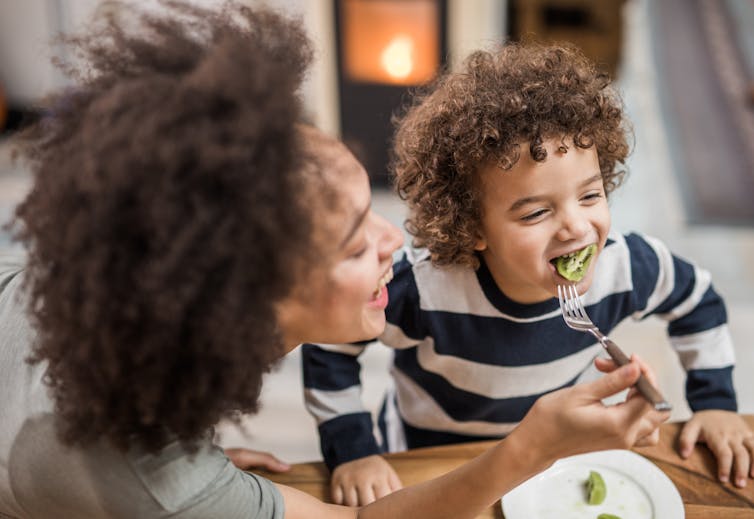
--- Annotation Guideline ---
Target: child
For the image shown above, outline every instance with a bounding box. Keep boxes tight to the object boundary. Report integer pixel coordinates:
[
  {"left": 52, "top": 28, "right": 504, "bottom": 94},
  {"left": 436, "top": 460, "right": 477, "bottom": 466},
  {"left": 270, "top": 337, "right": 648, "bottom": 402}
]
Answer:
[{"left": 302, "top": 43, "right": 753, "bottom": 505}]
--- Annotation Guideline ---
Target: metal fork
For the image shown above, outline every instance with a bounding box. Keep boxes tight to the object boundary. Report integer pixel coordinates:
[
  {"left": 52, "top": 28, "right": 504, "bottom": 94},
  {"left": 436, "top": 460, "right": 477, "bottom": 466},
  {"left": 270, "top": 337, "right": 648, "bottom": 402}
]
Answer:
[{"left": 557, "top": 284, "right": 672, "bottom": 412}]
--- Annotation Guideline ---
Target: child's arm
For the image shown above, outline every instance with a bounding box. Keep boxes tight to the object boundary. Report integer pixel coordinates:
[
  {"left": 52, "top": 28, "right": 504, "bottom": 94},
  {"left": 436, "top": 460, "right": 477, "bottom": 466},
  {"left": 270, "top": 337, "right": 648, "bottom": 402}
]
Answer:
[
  {"left": 302, "top": 341, "right": 403, "bottom": 505},
  {"left": 625, "top": 234, "right": 736, "bottom": 406},
  {"left": 678, "top": 410, "right": 754, "bottom": 488},
  {"left": 301, "top": 252, "right": 424, "bottom": 506},
  {"left": 624, "top": 233, "right": 745, "bottom": 483},
  {"left": 301, "top": 342, "right": 382, "bottom": 468}
]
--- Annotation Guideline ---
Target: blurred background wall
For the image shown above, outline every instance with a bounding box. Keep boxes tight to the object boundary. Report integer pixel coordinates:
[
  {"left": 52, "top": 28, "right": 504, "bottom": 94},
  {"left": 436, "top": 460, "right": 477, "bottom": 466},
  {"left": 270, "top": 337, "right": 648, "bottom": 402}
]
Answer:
[
  {"left": 0, "top": 0, "right": 507, "bottom": 182},
  {"left": 5, "top": 0, "right": 751, "bottom": 217}
]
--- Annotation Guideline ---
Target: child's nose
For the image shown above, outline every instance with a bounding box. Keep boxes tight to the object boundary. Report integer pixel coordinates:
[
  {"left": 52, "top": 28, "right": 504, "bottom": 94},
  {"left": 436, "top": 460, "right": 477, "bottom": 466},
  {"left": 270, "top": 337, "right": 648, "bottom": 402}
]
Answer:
[{"left": 556, "top": 208, "right": 590, "bottom": 241}]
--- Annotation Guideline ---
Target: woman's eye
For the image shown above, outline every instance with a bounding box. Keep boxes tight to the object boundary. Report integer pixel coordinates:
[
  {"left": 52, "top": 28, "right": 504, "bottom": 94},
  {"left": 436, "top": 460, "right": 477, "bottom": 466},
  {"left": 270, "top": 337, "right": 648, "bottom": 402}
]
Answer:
[
  {"left": 521, "top": 209, "right": 548, "bottom": 222},
  {"left": 349, "top": 244, "right": 368, "bottom": 258}
]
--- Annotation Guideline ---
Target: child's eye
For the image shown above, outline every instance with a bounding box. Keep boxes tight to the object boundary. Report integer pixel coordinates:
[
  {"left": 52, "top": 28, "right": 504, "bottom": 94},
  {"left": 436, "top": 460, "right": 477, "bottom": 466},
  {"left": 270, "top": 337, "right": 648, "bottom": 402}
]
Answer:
[
  {"left": 581, "top": 192, "right": 603, "bottom": 202},
  {"left": 521, "top": 209, "right": 549, "bottom": 221}
]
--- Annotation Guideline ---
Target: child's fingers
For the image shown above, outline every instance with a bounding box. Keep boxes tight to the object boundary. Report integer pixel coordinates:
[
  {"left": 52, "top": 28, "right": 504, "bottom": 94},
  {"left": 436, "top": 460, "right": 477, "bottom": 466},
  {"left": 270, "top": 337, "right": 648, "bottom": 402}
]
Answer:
[
  {"left": 331, "top": 483, "right": 344, "bottom": 505},
  {"left": 707, "top": 436, "right": 734, "bottom": 483},
  {"left": 679, "top": 420, "right": 702, "bottom": 458},
  {"left": 358, "top": 483, "right": 377, "bottom": 505},
  {"left": 371, "top": 478, "right": 397, "bottom": 501},
  {"left": 388, "top": 471, "right": 403, "bottom": 492},
  {"left": 732, "top": 442, "right": 751, "bottom": 488},
  {"left": 746, "top": 436, "right": 754, "bottom": 478},
  {"left": 343, "top": 485, "right": 360, "bottom": 507}
]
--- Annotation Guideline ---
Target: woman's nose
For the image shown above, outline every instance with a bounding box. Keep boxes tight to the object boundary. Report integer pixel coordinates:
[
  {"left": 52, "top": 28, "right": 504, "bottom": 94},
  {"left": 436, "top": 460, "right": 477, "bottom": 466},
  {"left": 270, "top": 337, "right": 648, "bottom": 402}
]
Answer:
[{"left": 376, "top": 214, "right": 404, "bottom": 257}]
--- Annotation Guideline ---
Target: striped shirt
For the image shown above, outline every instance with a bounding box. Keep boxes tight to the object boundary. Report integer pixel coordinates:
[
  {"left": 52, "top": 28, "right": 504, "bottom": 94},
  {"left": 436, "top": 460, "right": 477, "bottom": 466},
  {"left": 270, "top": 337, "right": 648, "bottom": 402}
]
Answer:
[{"left": 302, "top": 231, "right": 737, "bottom": 470}]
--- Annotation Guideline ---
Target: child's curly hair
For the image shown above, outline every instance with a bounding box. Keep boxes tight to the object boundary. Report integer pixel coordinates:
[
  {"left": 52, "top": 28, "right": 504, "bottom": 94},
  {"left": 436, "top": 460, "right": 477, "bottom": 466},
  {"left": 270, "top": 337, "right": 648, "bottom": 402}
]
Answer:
[
  {"left": 392, "top": 43, "right": 631, "bottom": 268},
  {"left": 11, "top": 1, "right": 317, "bottom": 453}
]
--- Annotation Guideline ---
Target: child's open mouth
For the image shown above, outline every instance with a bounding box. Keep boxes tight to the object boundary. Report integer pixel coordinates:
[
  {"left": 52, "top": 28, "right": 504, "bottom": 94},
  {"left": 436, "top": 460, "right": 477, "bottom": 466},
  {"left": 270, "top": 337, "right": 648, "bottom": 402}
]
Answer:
[{"left": 551, "top": 244, "right": 597, "bottom": 282}]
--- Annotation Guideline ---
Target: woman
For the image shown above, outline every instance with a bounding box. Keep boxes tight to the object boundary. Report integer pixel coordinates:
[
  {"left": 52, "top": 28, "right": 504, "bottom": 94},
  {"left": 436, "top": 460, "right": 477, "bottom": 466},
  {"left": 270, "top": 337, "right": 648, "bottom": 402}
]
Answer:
[{"left": 0, "top": 2, "right": 668, "bottom": 518}]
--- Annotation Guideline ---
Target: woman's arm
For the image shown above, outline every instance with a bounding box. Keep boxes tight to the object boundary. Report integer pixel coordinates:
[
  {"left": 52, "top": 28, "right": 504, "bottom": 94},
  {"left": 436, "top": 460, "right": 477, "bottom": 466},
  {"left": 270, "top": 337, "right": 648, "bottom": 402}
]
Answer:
[{"left": 279, "top": 360, "right": 669, "bottom": 519}]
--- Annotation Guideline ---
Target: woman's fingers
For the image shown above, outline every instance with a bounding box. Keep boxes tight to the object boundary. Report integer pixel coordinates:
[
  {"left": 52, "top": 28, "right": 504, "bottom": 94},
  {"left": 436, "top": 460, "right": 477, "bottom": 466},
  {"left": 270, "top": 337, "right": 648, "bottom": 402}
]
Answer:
[
  {"left": 223, "top": 448, "right": 290, "bottom": 472},
  {"left": 594, "top": 356, "right": 616, "bottom": 373},
  {"left": 595, "top": 354, "right": 658, "bottom": 381},
  {"left": 630, "top": 354, "right": 660, "bottom": 387},
  {"left": 633, "top": 429, "right": 659, "bottom": 447},
  {"left": 595, "top": 354, "right": 667, "bottom": 413},
  {"left": 585, "top": 362, "right": 641, "bottom": 401}
]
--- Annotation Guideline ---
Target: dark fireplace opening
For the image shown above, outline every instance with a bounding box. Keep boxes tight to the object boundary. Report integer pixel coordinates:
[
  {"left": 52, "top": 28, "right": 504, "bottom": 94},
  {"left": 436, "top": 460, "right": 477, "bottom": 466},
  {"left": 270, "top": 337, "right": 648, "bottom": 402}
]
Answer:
[{"left": 334, "top": 0, "right": 447, "bottom": 187}]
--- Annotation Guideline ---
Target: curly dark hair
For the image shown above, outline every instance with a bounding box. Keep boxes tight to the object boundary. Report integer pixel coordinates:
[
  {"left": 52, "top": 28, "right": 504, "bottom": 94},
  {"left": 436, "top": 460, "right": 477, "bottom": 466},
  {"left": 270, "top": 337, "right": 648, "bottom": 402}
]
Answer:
[
  {"left": 392, "top": 42, "right": 632, "bottom": 268},
  {"left": 11, "top": 1, "right": 317, "bottom": 453}
]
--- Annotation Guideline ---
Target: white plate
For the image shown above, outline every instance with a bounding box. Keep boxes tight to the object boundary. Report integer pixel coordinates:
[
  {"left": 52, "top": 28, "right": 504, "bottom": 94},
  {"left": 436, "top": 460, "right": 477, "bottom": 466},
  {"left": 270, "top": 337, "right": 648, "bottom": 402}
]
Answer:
[{"left": 501, "top": 449, "right": 684, "bottom": 519}]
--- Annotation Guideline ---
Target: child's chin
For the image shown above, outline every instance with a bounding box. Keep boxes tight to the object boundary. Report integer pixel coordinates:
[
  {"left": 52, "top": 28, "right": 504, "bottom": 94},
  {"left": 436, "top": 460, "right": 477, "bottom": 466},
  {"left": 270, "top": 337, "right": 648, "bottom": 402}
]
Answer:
[
  {"left": 572, "top": 273, "right": 594, "bottom": 292},
  {"left": 550, "top": 271, "right": 594, "bottom": 293}
]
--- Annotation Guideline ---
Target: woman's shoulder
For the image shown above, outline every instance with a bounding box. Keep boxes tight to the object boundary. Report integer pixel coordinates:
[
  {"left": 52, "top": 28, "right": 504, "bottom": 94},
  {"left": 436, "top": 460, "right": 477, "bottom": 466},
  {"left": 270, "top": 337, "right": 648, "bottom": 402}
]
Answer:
[
  {"left": 8, "top": 424, "right": 283, "bottom": 518},
  {"left": 0, "top": 249, "right": 27, "bottom": 282}
]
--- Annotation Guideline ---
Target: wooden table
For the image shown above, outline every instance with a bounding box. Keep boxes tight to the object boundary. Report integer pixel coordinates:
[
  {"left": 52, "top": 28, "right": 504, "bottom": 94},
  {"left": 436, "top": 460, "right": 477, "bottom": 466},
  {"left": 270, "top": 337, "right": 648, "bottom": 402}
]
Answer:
[{"left": 264, "top": 415, "right": 754, "bottom": 518}]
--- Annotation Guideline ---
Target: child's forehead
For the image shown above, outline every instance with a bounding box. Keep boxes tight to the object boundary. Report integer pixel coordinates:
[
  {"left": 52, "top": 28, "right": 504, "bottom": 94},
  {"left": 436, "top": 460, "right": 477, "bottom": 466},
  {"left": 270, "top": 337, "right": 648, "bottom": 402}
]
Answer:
[
  {"left": 476, "top": 138, "right": 600, "bottom": 187},
  {"left": 478, "top": 134, "right": 588, "bottom": 170}
]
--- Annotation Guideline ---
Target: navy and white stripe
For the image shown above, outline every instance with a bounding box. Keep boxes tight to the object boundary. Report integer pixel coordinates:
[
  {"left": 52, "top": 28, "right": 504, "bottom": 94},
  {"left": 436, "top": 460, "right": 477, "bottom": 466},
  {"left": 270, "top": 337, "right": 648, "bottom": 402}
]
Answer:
[{"left": 302, "top": 231, "right": 737, "bottom": 470}]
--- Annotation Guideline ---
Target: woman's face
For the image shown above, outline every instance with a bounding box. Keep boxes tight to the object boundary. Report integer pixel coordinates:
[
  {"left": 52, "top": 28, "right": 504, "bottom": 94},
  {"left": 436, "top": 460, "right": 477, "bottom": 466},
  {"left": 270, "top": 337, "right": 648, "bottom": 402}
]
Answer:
[{"left": 275, "top": 135, "right": 404, "bottom": 350}]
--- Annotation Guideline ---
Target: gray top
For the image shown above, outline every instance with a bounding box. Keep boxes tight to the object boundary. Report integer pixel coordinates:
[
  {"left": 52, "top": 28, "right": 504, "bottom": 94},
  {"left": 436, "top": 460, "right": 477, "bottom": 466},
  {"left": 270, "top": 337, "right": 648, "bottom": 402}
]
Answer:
[{"left": 0, "top": 253, "right": 284, "bottom": 518}]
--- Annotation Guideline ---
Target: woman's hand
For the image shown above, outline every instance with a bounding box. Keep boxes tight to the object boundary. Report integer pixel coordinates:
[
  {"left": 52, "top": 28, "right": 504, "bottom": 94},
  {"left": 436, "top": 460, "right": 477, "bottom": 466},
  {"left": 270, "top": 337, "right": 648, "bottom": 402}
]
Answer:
[
  {"left": 224, "top": 447, "right": 291, "bottom": 473},
  {"left": 280, "top": 356, "right": 670, "bottom": 519},
  {"left": 511, "top": 355, "right": 670, "bottom": 470},
  {"left": 594, "top": 355, "right": 663, "bottom": 447}
]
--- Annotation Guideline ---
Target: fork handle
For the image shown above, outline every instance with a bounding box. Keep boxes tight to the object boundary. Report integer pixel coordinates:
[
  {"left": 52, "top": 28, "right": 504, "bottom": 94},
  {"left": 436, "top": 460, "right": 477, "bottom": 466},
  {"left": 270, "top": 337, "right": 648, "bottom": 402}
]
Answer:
[{"left": 601, "top": 337, "right": 673, "bottom": 412}]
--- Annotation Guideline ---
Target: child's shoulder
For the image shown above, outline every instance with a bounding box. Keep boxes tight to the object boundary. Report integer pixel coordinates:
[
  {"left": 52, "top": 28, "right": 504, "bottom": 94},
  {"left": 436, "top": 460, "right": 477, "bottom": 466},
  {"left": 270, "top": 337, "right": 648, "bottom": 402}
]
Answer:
[
  {"left": 395, "top": 245, "right": 432, "bottom": 267},
  {"left": 394, "top": 246, "right": 476, "bottom": 275},
  {"left": 606, "top": 229, "right": 671, "bottom": 252},
  {"left": 392, "top": 245, "right": 477, "bottom": 287}
]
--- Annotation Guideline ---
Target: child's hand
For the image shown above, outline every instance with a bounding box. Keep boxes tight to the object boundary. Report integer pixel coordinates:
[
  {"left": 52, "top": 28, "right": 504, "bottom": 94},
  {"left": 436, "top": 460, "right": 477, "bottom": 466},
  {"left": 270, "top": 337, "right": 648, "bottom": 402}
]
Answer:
[
  {"left": 678, "top": 410, "right": 754, "bottom": 488},
  {"left": 331, "top": 454, "right": 403, "bottom": 506},
  {"left": 224, "top": 447, "right": 291, "bottom": 473}
]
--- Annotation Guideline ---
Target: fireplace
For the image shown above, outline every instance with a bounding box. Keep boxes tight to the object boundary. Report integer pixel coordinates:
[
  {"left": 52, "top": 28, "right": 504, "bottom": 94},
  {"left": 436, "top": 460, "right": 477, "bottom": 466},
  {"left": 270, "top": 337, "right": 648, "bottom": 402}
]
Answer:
[{"left": 334, "top": 0, "right": 448, "bottom": 186}]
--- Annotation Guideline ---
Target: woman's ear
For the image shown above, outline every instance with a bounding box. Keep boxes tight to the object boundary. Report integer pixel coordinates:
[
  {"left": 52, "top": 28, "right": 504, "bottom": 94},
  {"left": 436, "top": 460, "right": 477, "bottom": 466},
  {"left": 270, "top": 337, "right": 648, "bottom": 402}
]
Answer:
[{"left": 473, "top": 233, "right": 487, "bottom": 252}]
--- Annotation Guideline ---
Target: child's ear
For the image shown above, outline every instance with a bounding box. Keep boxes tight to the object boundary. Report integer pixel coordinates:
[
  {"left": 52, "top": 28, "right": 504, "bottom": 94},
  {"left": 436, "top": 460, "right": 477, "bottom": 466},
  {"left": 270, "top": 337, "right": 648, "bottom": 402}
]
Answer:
[{"left": 473, "top": 235, "right": 487, "bottom": 251}]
